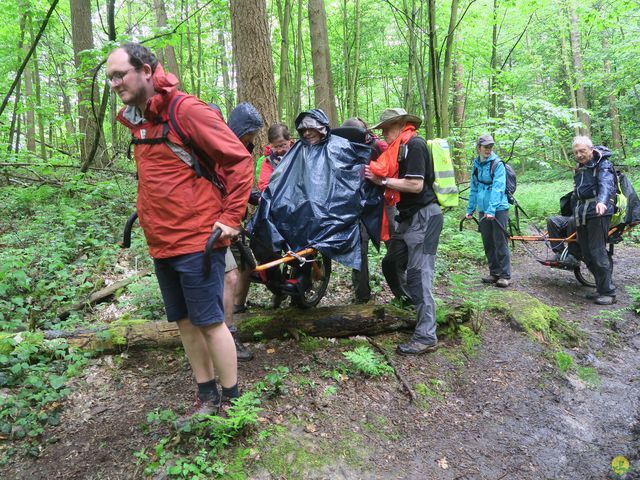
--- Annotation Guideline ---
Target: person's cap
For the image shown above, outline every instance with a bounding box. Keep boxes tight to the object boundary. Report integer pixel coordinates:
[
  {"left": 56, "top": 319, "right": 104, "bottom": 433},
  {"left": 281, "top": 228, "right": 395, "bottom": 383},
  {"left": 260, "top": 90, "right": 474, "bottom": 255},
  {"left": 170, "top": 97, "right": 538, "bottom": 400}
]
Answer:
[
  {"left": 477, "top": 134, "right": 495, "bottom": 146},
  {"left": 371, "top": 108, "right": 422, "bottom": 129}
]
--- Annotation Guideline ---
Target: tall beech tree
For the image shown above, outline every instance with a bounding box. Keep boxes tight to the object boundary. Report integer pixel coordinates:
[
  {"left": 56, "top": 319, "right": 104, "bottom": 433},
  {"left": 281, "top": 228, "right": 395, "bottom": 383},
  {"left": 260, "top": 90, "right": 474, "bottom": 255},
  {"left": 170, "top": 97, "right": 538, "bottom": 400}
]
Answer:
[{"left": 230, "top": 0, "right": 278, "bottom": 149}]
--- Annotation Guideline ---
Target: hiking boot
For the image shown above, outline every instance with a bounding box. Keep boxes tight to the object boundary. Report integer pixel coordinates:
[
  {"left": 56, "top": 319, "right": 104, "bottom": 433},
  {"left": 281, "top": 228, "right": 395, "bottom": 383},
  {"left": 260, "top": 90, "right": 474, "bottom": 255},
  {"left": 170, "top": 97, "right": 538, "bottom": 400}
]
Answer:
[
  {"left": 481, "top": 275, "right": 498, "bottom": 284},
  {"left": 396, "top": 340, "right": 438, "bottom": 356},
  {"left": 595, "top": 295, "right": 616, "bottom": 305},
  {"left": 495, "top": 278, "right": 511, "bottom": 288},
  {"left": 174, "top": 395, "right": 220, "bottom": 429},
  {"left": 585, "top": 291, "right": 599, "bottom": 300},
  {"left": 229, "top": 326, "right": 253, "bottom": 362}
]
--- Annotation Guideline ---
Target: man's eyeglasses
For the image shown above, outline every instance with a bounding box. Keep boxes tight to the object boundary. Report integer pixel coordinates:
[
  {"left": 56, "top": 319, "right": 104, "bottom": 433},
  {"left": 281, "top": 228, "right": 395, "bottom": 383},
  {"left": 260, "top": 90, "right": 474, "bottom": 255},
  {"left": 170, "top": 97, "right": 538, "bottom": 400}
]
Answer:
[{"left": 107, "top": 67, "right": 135, "bottom": 86}]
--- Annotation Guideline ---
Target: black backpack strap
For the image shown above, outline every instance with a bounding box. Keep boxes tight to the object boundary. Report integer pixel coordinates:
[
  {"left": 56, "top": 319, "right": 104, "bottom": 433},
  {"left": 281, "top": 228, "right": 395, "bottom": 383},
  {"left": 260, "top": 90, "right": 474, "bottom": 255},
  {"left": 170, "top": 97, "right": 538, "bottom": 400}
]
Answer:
[{"left": 166, "top": 95, "right": 226, "bottom": 195}]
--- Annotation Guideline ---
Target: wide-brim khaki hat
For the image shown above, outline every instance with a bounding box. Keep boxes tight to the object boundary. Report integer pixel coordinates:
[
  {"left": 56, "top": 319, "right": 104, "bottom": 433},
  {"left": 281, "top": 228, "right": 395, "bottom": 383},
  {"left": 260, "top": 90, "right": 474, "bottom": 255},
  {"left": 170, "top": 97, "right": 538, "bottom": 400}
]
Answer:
[{"left": 372, "top": 108, "right": 422, "bottom": 129}]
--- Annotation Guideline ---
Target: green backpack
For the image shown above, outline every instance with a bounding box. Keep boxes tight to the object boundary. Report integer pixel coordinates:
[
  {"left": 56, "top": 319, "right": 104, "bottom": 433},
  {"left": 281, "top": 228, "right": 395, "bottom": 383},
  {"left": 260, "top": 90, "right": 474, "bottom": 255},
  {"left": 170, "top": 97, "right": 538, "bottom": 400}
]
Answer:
[{"left": 427, "top": 138, "right": 459, "bottom": 207}]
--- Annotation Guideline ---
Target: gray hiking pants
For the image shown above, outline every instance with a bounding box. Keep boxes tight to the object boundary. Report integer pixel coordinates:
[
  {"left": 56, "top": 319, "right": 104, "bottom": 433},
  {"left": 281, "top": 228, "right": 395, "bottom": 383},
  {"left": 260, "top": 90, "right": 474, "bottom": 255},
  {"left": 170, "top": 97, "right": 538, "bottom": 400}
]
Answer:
[
  {"left": 382, "top": 203, "right": 443, "bottom": 344},
  {"left": 479, "top": 210, "right": 511, "bottom": 279},
  {"left": 577, "top": 216, "right": 615, "bottom": 296}
]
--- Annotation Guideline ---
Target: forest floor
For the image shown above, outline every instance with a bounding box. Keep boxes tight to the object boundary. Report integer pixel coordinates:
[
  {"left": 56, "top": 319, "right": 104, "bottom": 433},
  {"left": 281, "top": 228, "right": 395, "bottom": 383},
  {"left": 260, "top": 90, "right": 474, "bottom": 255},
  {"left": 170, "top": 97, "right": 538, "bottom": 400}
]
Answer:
[{"left": 2, "top": 243, "right": 640, "bottom": 480}]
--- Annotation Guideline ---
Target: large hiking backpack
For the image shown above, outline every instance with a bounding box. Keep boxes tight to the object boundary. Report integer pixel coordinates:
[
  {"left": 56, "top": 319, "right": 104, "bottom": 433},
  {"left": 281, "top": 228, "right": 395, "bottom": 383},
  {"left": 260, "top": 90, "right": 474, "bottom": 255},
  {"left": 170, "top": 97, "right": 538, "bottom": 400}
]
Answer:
[
  {"left": 427, "top": 138, "right": 459, "bottom": 207},
  {"left": 128, "top": 94, "right": 226, "bottom": 194},
  {"left": 473, "top": 158, "right": 517, "bottom": 204}
]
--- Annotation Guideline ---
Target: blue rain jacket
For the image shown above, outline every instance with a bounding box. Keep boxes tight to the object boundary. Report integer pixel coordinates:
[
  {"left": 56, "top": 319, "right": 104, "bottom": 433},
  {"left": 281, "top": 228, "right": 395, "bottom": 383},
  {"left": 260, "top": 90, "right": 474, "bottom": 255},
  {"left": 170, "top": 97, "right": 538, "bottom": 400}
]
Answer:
[
  {"left": 466, "top": 152, "right": 509, "bottom": 217},
  {"left": 249, "top": 109, "right": 382, "bottom": 270}
]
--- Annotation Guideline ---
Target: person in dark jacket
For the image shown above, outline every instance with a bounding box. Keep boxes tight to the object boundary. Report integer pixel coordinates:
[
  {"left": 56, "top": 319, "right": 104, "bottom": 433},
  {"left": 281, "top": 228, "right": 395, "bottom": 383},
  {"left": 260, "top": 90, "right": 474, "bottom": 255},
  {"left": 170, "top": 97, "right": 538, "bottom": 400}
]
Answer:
[
  {"left": 572, "top": 136, "right": 617, "bottom": 305},
  {"left": 465, "top": 134, "right": 512, "bottom": 288},
  {"left": 341, "top": 117, "right": 389, "bottom": 304},
  {"left": 223, "top": 102, "right": 263, "bottom": 362}
]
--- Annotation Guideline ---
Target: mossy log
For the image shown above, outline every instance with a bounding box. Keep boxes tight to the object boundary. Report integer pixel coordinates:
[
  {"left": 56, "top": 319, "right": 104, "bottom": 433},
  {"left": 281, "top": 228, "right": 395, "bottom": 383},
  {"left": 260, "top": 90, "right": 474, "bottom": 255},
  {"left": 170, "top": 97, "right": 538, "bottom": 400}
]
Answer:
[{"left": 44, "top": 304, "right": 417, "bottom": 352}]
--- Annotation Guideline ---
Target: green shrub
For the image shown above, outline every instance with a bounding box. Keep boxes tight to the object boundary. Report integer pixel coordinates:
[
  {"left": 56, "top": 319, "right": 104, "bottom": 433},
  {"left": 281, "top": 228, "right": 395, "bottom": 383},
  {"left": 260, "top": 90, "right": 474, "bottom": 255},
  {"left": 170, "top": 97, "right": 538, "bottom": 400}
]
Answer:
[{"left": 343, "top": 346, "right": 394, "bottom": 377}]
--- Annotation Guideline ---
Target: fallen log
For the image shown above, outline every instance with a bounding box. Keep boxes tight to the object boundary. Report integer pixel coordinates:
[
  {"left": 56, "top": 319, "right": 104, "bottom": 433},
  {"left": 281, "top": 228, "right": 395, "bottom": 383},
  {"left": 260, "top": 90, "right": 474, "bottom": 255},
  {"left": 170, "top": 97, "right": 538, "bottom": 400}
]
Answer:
[
  {"left": 57, "top": 269, "right": 153, "bottom": 320},
  {"left": 44, "top": 304, "right": 417, "bottom": 352}
]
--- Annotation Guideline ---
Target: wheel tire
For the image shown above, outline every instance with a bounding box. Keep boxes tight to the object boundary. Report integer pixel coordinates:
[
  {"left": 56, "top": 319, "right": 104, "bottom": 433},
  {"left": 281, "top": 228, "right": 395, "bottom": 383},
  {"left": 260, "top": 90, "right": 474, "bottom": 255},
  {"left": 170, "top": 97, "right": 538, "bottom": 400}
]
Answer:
[
  {"left": 292, "top": 254, "right": 332, "bottom": 309},
  {"left": 574, "top": 261, "right": 596, "bottom": 288}
]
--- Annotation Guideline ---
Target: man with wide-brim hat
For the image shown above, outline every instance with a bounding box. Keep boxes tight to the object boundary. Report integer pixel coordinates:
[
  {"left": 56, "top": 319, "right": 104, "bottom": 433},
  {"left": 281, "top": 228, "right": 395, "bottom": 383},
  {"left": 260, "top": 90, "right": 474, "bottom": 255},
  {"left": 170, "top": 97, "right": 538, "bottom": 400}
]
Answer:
[
  {"left": 364, "top": 107, "right": 443, "bottom": 356},
  {"left": 371, "top": 108, "right": 422, "bottom": 130}
]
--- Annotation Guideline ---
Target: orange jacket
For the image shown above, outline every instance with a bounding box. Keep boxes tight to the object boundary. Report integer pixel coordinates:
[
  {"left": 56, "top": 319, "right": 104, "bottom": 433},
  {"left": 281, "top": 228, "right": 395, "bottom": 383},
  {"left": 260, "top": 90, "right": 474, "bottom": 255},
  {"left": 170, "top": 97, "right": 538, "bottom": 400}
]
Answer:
[
  {"left": 368, "top": 125, "right": 417, "bottom": 240},
  {"left": 116, "top": 65, "right": 253, "bottom": 259}
]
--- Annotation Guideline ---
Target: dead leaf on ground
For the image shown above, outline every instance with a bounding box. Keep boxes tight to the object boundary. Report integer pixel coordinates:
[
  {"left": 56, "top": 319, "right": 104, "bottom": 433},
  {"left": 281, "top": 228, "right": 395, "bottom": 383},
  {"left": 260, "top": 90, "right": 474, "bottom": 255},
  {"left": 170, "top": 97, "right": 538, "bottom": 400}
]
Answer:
[
  {"left": 304, "top": 423, "right": 317, "bottom": 433},
  {"left": 437, "top": 457, "right": 449, "bottom": 469}
]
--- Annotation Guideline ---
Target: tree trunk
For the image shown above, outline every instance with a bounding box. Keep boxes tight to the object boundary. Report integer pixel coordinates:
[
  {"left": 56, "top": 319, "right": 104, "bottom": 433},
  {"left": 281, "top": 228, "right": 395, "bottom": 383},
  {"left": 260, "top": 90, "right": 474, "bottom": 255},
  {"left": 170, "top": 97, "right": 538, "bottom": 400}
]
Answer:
[
  {"left": 440, "top": 0, "right": 459, "bottom": 138},
  {"left": 153, "top": 0, "right": 180, "bottom": 79},
  {"left": 29, "top": 15, "right": 47, "bottom": 161},
  {"left": 488, "top": 0, "right": 498, "bottom": 120},
  {"left": 427, "top": 0, "right": 441, "bottom": 134},
  {"left": 342, "top": 0, "right": 361, "bottom": 118},
  {"left": 559, "top": 25, "right": 579, "bottom": 136},
  {"left": 230, "top": 0, "right": 278, "bottom": 146},
  {"left": 218, "top": 30, "right": 234, "bottom": 114},
  {"left": 291, "top": 0, "right": 303, "bottom": 122},
  {"left": 8, "top": 14, "right": 27, "bottom": 153},
  {"left": 24, "top": 46, "right": 36, "bottom": 154},
  {"left": 452, "top": 56, "right": 467, "bottom": 180},
  {"left": 602, "top": 35, "right": 622, "bottom": 151},
  {"left": 45, "top": 305, "right": 417, "bottom": 352},
  {"left": 276, "top": 0, "right": 291, "bottom": 121},
  {"left": 567, "top": 0, "right": 590, "bottom": 136},
  {"left": 401, "top": 0, "right": 417, "bottom": 115},
  {"left": 70, "top": 0, "right": 105, "bottom": 166},
  {"left": 308, "top": 0, "right": 339, "bottom": 126}
]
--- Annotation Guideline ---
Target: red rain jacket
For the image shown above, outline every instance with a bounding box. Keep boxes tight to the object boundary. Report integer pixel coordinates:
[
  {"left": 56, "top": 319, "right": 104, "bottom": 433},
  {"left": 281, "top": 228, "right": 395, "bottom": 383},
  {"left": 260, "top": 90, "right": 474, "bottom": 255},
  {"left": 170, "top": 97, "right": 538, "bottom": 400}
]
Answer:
[{"left": 116, "top": 65, "right": 253, "bottom": 258}]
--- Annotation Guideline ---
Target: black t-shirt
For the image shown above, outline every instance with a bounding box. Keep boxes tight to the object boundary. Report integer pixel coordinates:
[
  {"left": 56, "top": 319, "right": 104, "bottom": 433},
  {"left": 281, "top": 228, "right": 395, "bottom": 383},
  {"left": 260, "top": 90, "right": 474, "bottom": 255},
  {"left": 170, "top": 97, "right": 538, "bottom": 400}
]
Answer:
[{"left": 397, "top": 136, "right": 437, "bottom": 220}]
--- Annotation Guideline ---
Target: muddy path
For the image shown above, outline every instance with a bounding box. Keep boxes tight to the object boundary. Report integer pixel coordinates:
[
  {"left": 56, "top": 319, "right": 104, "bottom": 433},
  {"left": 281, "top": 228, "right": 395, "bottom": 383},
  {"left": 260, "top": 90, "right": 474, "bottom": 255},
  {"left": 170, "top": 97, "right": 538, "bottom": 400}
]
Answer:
[{"left": 2, "top": 244, "right": 640, "bottom": 480}]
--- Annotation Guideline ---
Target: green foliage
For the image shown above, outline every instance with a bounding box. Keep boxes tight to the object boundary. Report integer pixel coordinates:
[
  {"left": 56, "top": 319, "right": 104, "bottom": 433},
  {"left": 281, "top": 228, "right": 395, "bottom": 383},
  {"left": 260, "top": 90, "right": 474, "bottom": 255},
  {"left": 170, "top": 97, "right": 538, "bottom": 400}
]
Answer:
[
  {"left": 136, "top": 391, "right": 261, "bottom": 479},
  {"left": 0, "top": 333, "right": 88, "bottom": 458},
  {"left": 254, "top": 366, "right": 290, "bottom": 398},
  {"left": 576, "top": 367, "right": 601, "bottom": 388},
  {"left": 342, "top": 346, "right": 394, "bottom": 377},
  {"left": 458, "top": 325, "right": 481, "bottom": 358},
  {"left": 554, "top": 350, "right": 574, "bottom": 375},
  {"left": 625, "top": 286, "right": 640, "bottom": 314},
  {"left": 0, "top": 177, "right": 140, "bottom": 332}
]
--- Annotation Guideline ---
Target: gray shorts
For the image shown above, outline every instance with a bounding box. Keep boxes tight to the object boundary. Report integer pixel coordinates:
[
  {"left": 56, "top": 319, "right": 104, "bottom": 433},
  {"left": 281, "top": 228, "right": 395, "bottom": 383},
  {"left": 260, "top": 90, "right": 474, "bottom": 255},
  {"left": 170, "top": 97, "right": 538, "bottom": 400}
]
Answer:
[{"left": 224, "top": 247, "right": 237, "bottom": 273}]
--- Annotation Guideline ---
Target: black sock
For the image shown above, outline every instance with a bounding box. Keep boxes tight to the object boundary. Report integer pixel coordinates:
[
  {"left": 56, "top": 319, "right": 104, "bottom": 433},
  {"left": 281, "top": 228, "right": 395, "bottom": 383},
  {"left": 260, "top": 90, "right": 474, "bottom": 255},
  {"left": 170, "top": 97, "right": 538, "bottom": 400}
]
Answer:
[
  {"left": 221, "top": 383, "right": 240, "bottom": 399},
  {"left": 197, "top": 379, "right": 219, "bottom": 401}
]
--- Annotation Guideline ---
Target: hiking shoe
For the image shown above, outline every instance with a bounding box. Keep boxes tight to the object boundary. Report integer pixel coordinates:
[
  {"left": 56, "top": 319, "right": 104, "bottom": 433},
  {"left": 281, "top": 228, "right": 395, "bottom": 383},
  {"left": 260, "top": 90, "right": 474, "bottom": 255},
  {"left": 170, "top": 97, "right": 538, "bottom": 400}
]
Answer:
[
  {"left": 585, "top": 291, "right": 599, "bottom": 300},
  {"left": 396, "top": 340, "right": 438, "bottom": 355},
  {"left": 595, "top": 295, "right": 616, "bottom": 305},
  {"left": 229, "top": 327, "right": 254, "bottom": 362},
  {"left": 174, "top": 395, "right": 220, "bottom": 429},
  {"left": 481, "top": 275, "right": 498, "bottom": 284},
  {"left": 495, "top": 278, "right": 510, "bottom": 288}
]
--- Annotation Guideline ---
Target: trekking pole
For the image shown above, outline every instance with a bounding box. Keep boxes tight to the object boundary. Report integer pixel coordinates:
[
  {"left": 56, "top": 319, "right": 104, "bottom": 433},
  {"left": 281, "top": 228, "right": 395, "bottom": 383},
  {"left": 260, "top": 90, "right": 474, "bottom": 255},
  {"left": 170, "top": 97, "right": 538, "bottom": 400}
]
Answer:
[
  {"left": 458, "top": 215, "right": 479, "bottom": 232},
  {"left": 120, "top": 211, "right": 139, "bottom": 248},
  {"left": 203, "top": 227, "right": 223, "bottom": 277}
]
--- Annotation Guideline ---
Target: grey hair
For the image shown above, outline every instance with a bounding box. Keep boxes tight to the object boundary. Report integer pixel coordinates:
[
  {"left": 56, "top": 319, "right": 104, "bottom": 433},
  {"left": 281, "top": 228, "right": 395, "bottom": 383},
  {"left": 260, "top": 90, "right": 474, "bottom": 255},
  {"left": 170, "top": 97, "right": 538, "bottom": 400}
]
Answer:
[{"left": 572, "top": 135, "right": 593, "bottom": 149}]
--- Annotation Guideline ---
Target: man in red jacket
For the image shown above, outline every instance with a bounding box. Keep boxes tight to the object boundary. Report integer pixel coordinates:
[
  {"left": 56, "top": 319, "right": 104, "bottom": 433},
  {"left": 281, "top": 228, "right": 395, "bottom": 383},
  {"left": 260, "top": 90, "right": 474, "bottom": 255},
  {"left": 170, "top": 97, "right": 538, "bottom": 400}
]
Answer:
[{"left": 107, "top": 43, "right": 253, "bottom": 418}]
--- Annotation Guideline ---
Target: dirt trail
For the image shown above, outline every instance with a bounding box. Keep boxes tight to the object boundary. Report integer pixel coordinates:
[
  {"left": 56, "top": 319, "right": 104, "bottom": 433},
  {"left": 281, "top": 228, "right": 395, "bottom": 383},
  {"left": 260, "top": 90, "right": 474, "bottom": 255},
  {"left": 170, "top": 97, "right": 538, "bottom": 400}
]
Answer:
[{"left": 2, "top": 245, "right": 640, "bottom": 480}]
